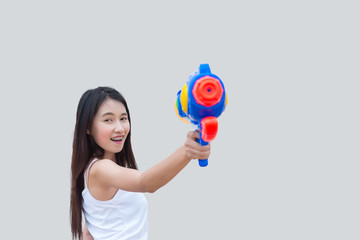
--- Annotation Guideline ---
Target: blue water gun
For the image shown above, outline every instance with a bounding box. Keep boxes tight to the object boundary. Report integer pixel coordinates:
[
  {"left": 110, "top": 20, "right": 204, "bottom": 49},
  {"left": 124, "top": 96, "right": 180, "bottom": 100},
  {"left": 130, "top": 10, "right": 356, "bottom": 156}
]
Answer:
[{"left": 175, "top": 64, "right": 227, "bottom": 167}]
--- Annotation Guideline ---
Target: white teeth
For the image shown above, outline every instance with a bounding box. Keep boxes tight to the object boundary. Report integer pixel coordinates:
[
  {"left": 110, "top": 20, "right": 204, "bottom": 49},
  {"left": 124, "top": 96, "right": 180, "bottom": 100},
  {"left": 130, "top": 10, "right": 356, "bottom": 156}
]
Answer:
[{"left": 111, "top": 137, "right": 123, "bottom": 141}]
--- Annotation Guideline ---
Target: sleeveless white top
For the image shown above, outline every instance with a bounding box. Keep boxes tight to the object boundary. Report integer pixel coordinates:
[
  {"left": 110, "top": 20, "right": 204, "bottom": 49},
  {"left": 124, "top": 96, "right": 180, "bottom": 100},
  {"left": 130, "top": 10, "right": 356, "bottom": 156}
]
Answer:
[{"left": 82, "top": 159, "right": 148, "bottom": 240}]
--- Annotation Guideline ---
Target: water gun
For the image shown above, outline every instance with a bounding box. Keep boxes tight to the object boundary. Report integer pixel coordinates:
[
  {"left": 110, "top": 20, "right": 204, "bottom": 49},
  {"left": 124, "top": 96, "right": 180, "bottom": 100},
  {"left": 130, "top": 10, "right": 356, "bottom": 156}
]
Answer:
[{"left": 175, "top": 64, "right": 227, "bottom": 167}]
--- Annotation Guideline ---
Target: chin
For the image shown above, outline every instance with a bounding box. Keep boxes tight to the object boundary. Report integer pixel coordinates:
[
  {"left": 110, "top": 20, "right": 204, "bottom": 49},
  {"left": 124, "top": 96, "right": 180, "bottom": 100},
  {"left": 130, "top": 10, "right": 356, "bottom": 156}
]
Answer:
[{"left": 115, "top": 147, "right": 124, "bottom": 153}]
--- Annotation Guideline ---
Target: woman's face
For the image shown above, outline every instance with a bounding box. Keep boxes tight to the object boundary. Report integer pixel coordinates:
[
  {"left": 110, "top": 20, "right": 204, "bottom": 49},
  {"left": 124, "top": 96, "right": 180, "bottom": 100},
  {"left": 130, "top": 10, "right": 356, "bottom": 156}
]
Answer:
[{"left": 90, "top": 98, "right": 130, "bottom": 161}]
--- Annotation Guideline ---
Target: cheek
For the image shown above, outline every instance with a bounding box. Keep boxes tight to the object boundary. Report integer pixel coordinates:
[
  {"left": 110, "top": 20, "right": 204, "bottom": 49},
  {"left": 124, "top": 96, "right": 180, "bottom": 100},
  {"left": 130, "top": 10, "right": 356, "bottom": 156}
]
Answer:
[
  {"left": 93, "top": 125, "right": 112, "bottom": 144},
  {"left": 124, "top": 124, "right": 131, "bottom": 138},
  {"left": 125, "top": 123, "right": 131, "bottom": 133}
]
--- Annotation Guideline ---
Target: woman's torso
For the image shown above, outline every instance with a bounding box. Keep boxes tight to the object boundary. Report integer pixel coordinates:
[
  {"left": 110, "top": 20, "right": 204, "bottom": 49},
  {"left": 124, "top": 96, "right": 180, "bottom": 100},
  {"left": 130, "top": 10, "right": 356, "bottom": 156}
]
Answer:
[{"left": 82, "top": 159, "right": 148, "bottom": 240}]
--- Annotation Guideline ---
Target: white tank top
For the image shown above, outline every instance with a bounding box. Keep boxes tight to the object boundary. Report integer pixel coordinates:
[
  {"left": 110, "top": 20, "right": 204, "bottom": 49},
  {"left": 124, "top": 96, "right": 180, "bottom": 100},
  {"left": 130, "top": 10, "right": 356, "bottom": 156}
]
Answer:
[{"left": 82, "top": 159, "right": 148, "bottom": 240}]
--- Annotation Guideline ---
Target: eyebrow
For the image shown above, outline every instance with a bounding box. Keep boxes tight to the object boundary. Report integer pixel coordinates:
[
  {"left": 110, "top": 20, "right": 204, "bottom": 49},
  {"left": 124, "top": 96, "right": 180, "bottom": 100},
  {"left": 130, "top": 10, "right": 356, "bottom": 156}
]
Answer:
[{"left": 101, "top": 112, "right": 128, "bottom": 117}]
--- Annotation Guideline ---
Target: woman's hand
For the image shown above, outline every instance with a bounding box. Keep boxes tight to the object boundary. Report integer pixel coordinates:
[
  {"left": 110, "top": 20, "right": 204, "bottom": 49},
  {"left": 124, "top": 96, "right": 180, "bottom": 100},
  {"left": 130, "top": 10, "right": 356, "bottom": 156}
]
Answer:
[{"left": 184, "top": 131, "right": 211, "bottom": 160}]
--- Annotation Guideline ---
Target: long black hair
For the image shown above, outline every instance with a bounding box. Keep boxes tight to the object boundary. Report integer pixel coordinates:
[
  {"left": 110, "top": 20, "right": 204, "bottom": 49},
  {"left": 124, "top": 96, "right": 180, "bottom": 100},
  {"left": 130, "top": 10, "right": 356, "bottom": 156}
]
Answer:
[{"left": 70, "top": 86, "right": 137, "bottom": 239}]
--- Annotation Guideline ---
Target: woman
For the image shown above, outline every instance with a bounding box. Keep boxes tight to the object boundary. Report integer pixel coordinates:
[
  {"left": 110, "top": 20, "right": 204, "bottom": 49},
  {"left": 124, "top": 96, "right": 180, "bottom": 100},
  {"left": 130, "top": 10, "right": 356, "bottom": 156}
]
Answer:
[{"left": 70, "top": 86, "right": 211, "bottom": 240}]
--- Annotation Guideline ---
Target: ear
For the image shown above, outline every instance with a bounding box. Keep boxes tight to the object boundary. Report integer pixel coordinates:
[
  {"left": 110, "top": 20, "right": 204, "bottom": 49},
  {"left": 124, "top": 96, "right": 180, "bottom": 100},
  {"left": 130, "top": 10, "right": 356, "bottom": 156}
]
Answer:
[{"left": 86, "top": 129, "right": 90, "bottom": 135}]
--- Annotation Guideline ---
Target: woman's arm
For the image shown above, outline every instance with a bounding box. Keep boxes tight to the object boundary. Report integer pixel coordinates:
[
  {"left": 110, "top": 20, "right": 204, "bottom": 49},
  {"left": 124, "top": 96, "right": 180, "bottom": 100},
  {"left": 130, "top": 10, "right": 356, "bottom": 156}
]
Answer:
[
  {"left": 90, "top": 131, "right": 211, "bottom": 193},
  {"left": 82, "top": 223, "right": 94, "bottom": 240},
  {"left": 140, "top": 131, "right": 210, "bottom": 192}
]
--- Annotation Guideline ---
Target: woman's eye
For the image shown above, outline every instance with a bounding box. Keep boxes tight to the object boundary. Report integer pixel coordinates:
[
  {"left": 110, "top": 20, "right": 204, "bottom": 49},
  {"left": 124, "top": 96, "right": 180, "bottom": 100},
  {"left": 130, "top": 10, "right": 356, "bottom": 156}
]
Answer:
[
  {"left": 104, "top": 119, "right": 112, "bottom": 122},
  {"left": 120, "top": 117, "right": 128, "bottom": 121}
]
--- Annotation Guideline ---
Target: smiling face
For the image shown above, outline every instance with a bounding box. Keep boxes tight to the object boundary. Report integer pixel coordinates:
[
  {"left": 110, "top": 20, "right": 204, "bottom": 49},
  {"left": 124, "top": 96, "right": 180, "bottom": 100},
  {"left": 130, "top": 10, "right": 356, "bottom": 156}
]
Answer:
[{"left": 90, "top": 98, "right": 130, "bottom": 161}]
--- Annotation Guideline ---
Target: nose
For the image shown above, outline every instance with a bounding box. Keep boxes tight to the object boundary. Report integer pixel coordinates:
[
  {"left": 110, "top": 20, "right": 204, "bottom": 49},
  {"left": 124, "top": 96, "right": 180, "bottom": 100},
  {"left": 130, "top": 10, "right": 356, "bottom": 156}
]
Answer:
[{"left": 114, "top": 121, "right": 125, "bottom": 133}]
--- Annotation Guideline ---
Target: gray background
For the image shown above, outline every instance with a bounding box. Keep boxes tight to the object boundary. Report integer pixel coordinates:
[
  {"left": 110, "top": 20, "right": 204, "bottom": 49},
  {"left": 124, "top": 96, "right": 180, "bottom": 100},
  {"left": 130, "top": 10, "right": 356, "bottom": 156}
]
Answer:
[{"left": 0, "top": 0, "right": 359, "bottom": 239}]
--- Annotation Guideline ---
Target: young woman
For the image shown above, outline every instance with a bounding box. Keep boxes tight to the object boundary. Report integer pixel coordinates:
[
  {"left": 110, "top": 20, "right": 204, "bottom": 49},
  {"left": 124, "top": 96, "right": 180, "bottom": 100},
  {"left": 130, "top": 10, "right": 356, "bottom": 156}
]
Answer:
[{"left": 70, "top": 87, "right": 211, "bottom": 240}]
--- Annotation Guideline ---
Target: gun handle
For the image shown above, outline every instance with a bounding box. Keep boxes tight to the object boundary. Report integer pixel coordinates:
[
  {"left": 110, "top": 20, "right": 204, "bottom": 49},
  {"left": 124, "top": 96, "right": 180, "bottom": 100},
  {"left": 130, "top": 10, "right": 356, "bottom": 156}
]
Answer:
[
  {"left": 196, "top": 117, "right": 218, "bottom": 167},
  {"left": 196, "top": 136, "right": 209, "bottom": 167},
  {"left": 198, "top": 159, "right": 208, "bottom": 167}
]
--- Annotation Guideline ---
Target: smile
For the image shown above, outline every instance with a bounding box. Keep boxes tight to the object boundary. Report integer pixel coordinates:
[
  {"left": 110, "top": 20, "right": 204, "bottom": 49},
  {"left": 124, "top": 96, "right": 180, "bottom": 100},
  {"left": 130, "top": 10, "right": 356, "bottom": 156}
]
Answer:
[{"left": 111, "top": 136, "right": 124, "bottom": 142}]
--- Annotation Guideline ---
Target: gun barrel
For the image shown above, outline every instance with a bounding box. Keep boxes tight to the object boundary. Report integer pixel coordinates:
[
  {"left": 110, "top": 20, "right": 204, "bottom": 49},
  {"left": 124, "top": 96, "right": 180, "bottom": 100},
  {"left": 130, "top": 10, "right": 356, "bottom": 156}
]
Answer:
[{"left": 192, "top": 76, "right": 224, "bottom": 107}]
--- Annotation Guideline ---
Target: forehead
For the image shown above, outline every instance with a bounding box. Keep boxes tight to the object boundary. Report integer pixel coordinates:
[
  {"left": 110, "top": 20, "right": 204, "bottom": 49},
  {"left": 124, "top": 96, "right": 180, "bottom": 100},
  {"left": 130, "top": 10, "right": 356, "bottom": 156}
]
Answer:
[{"left": 96, "top": 98, "right": 127, "bottom": 115}]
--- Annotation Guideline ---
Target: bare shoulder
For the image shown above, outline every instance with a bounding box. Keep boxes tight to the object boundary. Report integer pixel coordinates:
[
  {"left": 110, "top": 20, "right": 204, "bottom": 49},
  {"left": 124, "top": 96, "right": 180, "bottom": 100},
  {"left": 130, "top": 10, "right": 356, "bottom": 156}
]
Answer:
[
  {"left": 88, "top": 159, "right": 123, "bottom": 189},
  {"left": 90, "top": 159, "right": 138, "bottom": 179},
  {"left": 90, "top": 159, "right": 119, "bottom": 175},
  {"left": 89, "top": 159, "right": 142, "bottom": 191},
  {"left": 92, "top": 158, "right": 117, "bottom": 167}
]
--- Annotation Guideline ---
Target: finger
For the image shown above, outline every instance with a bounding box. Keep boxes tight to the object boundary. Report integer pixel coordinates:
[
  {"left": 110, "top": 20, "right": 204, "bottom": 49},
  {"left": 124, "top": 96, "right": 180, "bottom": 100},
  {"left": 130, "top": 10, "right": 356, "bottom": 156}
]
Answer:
[
  {"left": 187, "top": 132, "right": 212, "bottom": 150},
  {"left": 185, "top": 143, "right": 211, "bottom": 160},
  {"left": 186, "top": 148, "right": 209, "bottom": 160},
  {"left": 195, "top": 148, "right": 211, "bottom": 160},
  {"left": 187, "top": 131, "right": 200, "bottom": 141}
]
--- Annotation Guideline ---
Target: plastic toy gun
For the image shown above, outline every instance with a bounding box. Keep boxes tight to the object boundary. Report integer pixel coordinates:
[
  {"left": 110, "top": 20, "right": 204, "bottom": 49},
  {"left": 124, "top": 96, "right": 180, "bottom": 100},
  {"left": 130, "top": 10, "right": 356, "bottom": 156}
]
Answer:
[{"left": 175, "top": 64, "right": 227, "bottom": 167}]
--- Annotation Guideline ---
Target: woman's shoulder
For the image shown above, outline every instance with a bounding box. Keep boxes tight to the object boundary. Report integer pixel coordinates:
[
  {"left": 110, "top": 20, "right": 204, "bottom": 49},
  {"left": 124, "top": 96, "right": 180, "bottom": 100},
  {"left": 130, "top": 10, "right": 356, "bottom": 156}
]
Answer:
[
  {"left": 91, "top": 158, "right": 117, "bottom": 167},
  {"left": 89, "top": 158, "right": 119, "bottom": 176}
]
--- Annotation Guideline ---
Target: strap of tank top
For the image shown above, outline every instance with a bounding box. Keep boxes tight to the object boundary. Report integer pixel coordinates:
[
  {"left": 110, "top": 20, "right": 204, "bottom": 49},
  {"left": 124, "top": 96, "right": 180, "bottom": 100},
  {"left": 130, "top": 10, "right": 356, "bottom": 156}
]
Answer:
[{"left": 84, "top": 158, "right": 99, "bottom": 189}]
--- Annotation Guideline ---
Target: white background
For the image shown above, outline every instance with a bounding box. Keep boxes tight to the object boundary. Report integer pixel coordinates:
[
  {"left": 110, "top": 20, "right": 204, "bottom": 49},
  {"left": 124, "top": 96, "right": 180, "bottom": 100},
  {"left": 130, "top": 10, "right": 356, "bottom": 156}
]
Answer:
[{"left": 0, "top": 1, "right": 359, "bottom": 239}]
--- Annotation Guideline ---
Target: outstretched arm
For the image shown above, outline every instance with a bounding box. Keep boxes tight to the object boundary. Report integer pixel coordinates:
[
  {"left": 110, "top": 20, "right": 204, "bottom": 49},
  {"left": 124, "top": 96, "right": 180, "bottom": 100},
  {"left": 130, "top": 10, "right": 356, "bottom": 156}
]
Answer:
[
  {"left": 140, "top": 131, "right": 210, "bottom": 192},
  {"left": 89, "top": 131, "right": 211, "bottom": 193}
]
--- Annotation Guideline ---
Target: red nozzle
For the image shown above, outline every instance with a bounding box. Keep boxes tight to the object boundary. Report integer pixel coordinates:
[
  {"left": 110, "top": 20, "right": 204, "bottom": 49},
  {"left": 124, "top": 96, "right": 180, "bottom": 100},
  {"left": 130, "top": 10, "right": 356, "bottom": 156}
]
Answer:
[{"left": 192, "top": 76, "right": 223, "bottom": 107}]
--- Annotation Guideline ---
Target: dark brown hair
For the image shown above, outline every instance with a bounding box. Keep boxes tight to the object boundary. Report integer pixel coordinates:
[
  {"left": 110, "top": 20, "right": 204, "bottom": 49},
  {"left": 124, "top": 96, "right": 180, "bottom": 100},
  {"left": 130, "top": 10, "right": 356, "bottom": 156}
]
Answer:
[{"left": 70, "top": 87, "right": 138, "bottom": 239}]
